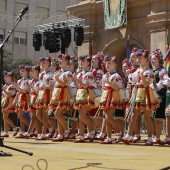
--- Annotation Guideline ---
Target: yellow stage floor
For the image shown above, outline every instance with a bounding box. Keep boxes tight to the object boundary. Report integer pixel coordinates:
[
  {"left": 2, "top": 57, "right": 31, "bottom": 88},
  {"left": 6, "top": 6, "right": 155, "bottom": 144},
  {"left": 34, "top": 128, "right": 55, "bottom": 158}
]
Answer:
[{"left": 0, "top": 134, "right": 169, "bottom": 170}]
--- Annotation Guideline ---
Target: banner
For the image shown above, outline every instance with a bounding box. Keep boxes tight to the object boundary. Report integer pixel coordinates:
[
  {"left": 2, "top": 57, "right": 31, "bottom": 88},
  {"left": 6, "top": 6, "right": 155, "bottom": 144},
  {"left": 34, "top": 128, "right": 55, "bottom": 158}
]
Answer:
[{"left": 104, "top": 0, "right": 127, "bottom": 30}]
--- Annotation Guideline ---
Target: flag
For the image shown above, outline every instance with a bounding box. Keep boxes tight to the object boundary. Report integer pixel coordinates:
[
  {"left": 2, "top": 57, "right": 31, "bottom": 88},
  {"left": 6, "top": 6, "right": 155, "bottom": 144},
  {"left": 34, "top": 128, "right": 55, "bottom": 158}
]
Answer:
[
  {"left": 104, "top": 0, "right": 127, "bottom": 30},
  {"left": 126, "top": 36, "right": 130, "bottom": 60},
  {"left": 165, "top": 30, "right": 170, "bottom": 76}
]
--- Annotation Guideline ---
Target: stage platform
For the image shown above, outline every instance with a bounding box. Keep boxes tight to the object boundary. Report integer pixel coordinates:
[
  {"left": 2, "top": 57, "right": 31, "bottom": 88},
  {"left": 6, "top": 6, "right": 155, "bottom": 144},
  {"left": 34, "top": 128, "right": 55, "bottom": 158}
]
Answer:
[{"left": 0, "top": 133, "right": 169, "bottom": 170}]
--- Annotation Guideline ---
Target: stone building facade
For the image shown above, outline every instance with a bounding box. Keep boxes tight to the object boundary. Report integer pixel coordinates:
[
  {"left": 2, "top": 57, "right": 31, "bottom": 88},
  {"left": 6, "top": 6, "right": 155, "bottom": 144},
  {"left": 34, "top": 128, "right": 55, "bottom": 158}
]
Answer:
[
  {"left": 67, "top": 0, "right": 170, "bottom": 67},
  {"left": 0, "top": 0, "right": 80, "bottom": 61}
]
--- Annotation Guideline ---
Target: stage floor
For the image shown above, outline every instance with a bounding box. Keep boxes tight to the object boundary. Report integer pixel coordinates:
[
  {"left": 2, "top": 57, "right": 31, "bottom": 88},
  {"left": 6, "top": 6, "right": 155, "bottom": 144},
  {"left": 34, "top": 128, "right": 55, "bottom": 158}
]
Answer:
[{"left": 0, "top": 134, "right": 169, "bottom": 170}]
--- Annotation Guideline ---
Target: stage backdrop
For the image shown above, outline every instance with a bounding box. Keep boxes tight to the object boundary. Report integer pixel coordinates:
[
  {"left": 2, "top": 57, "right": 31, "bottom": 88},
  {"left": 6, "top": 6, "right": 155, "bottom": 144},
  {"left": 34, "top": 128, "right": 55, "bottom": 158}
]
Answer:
[{"left": 104, "top": 0, "right": 127, "bottom": 29}]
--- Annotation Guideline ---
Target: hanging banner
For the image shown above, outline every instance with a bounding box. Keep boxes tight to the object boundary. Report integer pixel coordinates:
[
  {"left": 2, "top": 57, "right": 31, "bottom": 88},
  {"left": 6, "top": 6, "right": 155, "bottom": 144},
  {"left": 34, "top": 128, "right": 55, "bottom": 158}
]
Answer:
[{"left": 104, "top": 0, "right": 127, "bottom": 30}]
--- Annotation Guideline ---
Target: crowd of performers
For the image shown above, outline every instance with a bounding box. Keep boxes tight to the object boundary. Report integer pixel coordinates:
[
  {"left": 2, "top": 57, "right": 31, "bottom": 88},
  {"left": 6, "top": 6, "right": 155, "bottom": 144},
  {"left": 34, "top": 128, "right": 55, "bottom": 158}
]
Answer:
[{"left": 1, "top": 47, "right": 170, "bottom": 146}]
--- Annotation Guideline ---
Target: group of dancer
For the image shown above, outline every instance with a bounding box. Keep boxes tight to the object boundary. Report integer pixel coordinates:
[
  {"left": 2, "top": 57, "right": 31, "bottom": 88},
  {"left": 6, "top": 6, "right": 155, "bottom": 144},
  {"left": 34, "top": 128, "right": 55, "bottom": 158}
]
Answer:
[{"left": 1, "top": 47, "right": 170, "bottom": 146}]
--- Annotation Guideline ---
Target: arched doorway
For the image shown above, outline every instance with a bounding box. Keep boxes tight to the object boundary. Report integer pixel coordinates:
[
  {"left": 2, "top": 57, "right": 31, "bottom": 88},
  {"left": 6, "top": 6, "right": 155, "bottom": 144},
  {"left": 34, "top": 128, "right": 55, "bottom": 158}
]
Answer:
[{"left": 102, "top": 38, "right": 145, "bottom": 68}]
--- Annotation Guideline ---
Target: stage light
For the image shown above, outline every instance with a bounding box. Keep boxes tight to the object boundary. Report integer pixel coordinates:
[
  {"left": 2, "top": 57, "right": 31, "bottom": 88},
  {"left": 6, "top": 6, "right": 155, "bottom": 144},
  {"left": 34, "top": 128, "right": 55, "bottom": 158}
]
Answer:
[
  {"left": 61, "top": 27, "right": 71, "bottom": 48},
  {"left": 61, "top": 43, "right": 65, "bottom": 54},
  {"left": 43, "top": 30, "right": 61, "bottom": 53},
  {"left": 33, "top": 31, "right": 42, "bottom": 51},
  {"left": 74, "top": 25, "right": 84, "bottom": 46},
  {"left": 43, "top": 31, "right": 49, "bottom": 50}
]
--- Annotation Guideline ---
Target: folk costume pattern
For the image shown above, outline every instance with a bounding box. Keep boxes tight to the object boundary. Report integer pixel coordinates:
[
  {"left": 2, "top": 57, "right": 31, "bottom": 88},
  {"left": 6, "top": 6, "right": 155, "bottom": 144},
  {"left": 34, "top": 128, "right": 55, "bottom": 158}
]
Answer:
[
  {"left": 92, "top": 69, "right": 104, "bottom": 88},
  {"left": 35, "top": 71, "right": 53, "bottom": 108},
  {"left": 15, "top": 78, "right": 30, "bottom": 112},
  {"left": 99, "top": 72, "right": 124, "bottom": 110},
  {"left": 129, "top": 69, "right": 159, "bottom": 111},
  {"left": 74, "top": 71, "right": 96, "bottom": 110},
  {"left": 48, "top": 70, "right": 73, "bottom": 110},
  {"left": 1, "top": 83, "right": 15, "bottom": 109},
  {"left": 28, "top": 78, "right": 40, "bottom": 112},
  {"left": 127, "top": 66, "right": 139, "bottom": 96}
]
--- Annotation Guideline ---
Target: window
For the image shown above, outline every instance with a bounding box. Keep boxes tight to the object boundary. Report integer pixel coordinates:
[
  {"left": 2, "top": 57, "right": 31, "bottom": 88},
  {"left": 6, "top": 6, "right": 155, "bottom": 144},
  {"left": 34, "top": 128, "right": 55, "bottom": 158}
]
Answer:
[
  {"left": 14, "top": 32, "right": 27, "bottom": 45},
  {"left": 37, "top": 7, "right": 49, "bottom": 19},
  {"left": 20, "top": 38, "right": 26, "bottom": 45},
  {"left": 0, "top": 35, "right": 4, "bottom": 41},
  {"left": 0, "top": 0, "right": 6, "bottom": 11},
  {"left": 14, "top": 37, "right": 19, "bottom": 44},
  {"left": 0, "top": 29, "right": 4, "bottom": 42}
]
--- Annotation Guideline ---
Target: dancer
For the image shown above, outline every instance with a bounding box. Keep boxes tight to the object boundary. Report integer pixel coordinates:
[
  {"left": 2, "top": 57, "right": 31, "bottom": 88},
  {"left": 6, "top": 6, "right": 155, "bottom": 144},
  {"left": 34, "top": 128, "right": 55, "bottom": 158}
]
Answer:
[
  {"left": 35, "top": 56, "right": 54, "bottom": 140},
  {"left": 99, "top": 55, "right": 125, "bottom": 144},
  {"left": 1, "top": 71, "right": 17, "bottom": 137},
  {"left": 150, "top": 49, "right": 167, "bottom": 144},
  {"left": 22, "top": 65, "right": 41, "bottom": 138},
  {"left": 50, "top": 54, "right": 73, "bottom": 142},
  {"left": 122, "top": 50, "right": 160, "bottom": 145},
  {"left": 13, "top": 65, "right": 31, "bottom": 138},
  {"left": 73, "top": 55, "right": 96, "bottom": 143}
]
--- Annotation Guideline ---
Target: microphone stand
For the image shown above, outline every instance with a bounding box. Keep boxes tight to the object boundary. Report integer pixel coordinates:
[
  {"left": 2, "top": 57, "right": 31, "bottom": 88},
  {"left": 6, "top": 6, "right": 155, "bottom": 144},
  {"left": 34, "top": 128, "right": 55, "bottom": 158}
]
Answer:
[{"left": 0, "top": 10, "right": 33, "bottom": 156}]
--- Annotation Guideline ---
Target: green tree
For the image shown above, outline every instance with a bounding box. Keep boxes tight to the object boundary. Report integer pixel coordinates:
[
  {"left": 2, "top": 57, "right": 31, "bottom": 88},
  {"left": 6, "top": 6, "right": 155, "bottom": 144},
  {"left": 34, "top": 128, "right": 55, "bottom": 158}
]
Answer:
[
  {"left": 10, "top": 57, "right": 34, "bottom": 78},
  {"left": 2, "top": 51, "right": 35, "bottom": 78}
]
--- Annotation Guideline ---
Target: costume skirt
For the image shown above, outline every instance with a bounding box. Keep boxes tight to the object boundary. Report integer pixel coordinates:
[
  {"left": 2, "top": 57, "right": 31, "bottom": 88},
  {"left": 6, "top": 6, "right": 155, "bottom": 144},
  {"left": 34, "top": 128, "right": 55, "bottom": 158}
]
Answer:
[
  {"left": 1, "top": 96, "right": 14, "bottom": 113},
  {"left": 99, "top": 87, "right": 123, "bottom": 110},
  {"left": 74, "top": 87, "right": 95, "bottom": 110},
  {"left": 35, "top": 89, "right": 51, "bottom": 108},
  {"left": 47, "top": 86, "right": 71, "bottom": 117},
  {"left": 129, "top": 85, "right": 159, "bottom": 111},
  {"left": 15, "top": 92, "right": 29, "bottom": 112},
  {"left": 28, "top": 92, "right": 37, "bottom": 112}
]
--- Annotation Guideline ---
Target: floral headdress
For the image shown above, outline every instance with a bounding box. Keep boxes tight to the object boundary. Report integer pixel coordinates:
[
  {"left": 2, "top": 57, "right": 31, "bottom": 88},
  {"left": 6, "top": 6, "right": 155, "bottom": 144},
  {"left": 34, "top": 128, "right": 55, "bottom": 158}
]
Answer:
[
  {"left": 70, "top": 56, "right": 78, "bottom": 67},
  {"left": 3, "top": 71, "right": 17, "bottom": 82},
  {"left": 151, "top": 49, "right": 163, "bottom": 62},
  {"left": 30, "top": 65, "right": 40, "bottom": 72},
  {"left": 39, "top": 56, "right": 51, "bottom": 62},
  {"left": 104, "top": 54, "right": 112, "bottom": 61},
  {"left": 19, "top": 65, "right": 31, "bottom": 71},
  {"left": 78, "top": 55, "right": 89, "bottom": 61},
  {"left": 3, "top": 71, "right": 14, "bottom": 76},
  {"left": 122, "top": 59, "right": 131, "bottom": 67}
]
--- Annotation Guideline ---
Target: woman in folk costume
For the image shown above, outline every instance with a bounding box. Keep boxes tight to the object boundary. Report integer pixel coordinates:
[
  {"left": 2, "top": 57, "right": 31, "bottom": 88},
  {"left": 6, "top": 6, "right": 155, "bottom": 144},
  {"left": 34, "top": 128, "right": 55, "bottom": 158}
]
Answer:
[
  {"left": 35, "top": 56, "right": 54, "bottom": 140},
  {"left": 22, "top": 65, "right": 41, "bottom": 138},
  {"left": 45, "top": 58, "right": 60, "bottom": 139},
  {"left": 51, "top": 58, "right": 60, "bottom": 73},
  {"left": 150, "top": 49, "right": 167, "bottom": 144},
  {"left": 1, "top": 71, "right": 17, "bottom": 137},
  {"left": 73, "top": 55, "right": 96, "bottom": 143},
  {"left": 122, "top": 58, "right": 131, "bottom": 79},
  {"left": 126, "top": 49, "right": 142, "bottom": 143},
  {"left": 161, "top": 62, "right": 170, "bottom": 145},
  {"left": 12, "top": 65, "right": 31, "bottom": 138},
  {"left": 90, "top": 52, "right": 107, "bottom": 141},
  {"left": 112, "top": 59, "right": 129, "bottom": 143},
  {"left": 122, "top": 50, "right": 160, "bottom": 146},
  {"left": 65, "top": 56, "right": 79, "bottom": 139},
  {"left": 99, "top": 55, "right": 125, "bottom": 144},
  {"left": 49, "top": 54, "right": 73, "bottom": 142}
]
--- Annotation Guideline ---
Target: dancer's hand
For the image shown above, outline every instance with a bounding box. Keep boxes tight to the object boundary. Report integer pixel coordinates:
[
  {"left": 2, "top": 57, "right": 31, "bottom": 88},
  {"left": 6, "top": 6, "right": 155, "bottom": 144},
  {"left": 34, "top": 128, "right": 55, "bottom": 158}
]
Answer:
[
  {"left": 73, "top": 73, "right": 77, "bottom": 81},
  {"left": 13, "top": 82, "right": 18, "bottom": 89},
  {"left": 1, "top": 85, "right": 5, "bottom": 91},
  {"left": 105, "top": 73, "right": 110, "bottom": 82}
]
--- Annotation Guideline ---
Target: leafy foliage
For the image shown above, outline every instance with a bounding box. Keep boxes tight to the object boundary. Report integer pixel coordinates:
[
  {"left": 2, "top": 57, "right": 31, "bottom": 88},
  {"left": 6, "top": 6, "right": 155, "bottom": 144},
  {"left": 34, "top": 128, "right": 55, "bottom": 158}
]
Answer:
[{"left": 2, "top": 50, "right": 35, "bottom": 78}]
